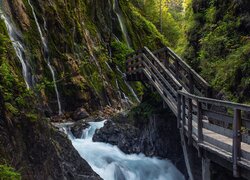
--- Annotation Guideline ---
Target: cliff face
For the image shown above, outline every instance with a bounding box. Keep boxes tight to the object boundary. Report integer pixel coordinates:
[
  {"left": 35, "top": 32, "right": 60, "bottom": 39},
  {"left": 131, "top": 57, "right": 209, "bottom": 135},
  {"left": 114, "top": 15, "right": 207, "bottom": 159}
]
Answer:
[{"left": 0, "top": 0, "right": 167, "bottom": 178}]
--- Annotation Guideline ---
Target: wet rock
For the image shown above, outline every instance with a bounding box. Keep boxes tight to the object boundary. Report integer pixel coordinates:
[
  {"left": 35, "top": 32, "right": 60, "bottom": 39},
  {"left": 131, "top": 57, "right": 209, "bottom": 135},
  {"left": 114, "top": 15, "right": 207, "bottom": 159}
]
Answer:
[
  {"left": 93, "top": 120, "right": 141, "bottom": 154},
  {"left": 71, "top": 117, "right": 105, "bottom": 138},
  {"left": 73, "top": 107, "right": 90, "bottom": 121},
  {"left": 71, "top": 121, "right": 90, "bottom": 138},
  {"left": 0, "top": 114, "right": 101, "bottom": 180},
  {"left": 93, "top": 113, "right": 188, "bottom": 178},
  {"left": 5, "top": 0, "right": 30, "bottom": 30}
]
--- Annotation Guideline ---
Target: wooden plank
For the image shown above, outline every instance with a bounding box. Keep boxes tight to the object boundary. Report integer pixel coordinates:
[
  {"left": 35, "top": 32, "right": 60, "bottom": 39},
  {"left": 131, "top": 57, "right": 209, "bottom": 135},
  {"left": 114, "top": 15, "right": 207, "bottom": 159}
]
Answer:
[
  {"left": 143, "top": 47, "right": 182, "bottom": 90},
  {"left": 142, "top": 55, "right": 178, "bottom": 97},
  {"left": 203, "top": 109, "right": 233, "bottom": 125},
  {"left": 143, "top": 62, "right": 177, "bottom": 103},
  {"left": 142, "top": 69, "right": 177, "bottom": 115},
  {"left": 166, "top": 47, "right": 210, "bottom": 88},
  {"left": 178, "top": 90, "right": 250, "bottom": 112}
]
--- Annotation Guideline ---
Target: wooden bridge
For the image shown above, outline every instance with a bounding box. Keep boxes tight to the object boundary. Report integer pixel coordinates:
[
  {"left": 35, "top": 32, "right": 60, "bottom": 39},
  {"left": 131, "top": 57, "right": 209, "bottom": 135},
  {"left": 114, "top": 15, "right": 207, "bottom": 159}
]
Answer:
[{"left": 126, "top": 46, "right": 250, "bottom": 179}]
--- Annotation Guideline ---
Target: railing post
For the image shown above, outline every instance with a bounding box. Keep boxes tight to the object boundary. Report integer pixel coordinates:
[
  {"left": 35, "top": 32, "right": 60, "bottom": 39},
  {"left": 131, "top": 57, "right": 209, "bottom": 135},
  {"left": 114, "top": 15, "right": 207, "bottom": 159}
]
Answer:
[
  {"left": 182, "top": 95, "right": 186, "bottom": 128},
  {"left": 164, "top": 50, "right": 169, "bottom": 69},
  {"left": 177, "top": 93, "right": 181, "bottom": 129},
  {"left": 189, "top": 72, "right": 194, "bottom": 94},
  {"left": 175, "top": 60, "right": 180, "bottom": 80},
  {"left": 197, "top": 100, "right": 203, "bottom": 143},
  {"left": 188, "top": 98, "right": 193, "bottom": 145},
  {"left": 233, "top": 109, "right": 242, "bottom": 178}
]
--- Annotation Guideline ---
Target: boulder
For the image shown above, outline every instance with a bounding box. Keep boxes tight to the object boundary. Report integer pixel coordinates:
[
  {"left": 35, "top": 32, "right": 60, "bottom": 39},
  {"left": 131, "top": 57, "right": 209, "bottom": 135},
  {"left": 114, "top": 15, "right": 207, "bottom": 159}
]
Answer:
[
  {"left": 73, "top": 108, "right": 90, "bottom": 121},
  {"left": 71, "top": 117, "right": 105, "bottom": 138},
  {"left": 71, "top": 121, "right": 90, "bottom": 138},
  {"left": 93, "top": 120, "right": 141, "bottom": 154}
]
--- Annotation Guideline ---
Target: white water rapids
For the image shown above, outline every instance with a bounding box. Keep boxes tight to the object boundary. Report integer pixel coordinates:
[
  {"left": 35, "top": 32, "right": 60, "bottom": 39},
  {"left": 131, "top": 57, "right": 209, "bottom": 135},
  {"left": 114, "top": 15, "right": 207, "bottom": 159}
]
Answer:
[{"left": 62, "top": 121, "right": 185, "bottom": 180}]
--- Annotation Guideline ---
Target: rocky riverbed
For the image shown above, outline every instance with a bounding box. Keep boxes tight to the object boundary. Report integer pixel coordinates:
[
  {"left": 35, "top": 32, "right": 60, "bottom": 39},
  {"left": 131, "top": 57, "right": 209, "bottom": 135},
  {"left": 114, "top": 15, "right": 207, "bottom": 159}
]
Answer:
[{"left": 71, "top": 112, "right": 188, "bottom": 178}]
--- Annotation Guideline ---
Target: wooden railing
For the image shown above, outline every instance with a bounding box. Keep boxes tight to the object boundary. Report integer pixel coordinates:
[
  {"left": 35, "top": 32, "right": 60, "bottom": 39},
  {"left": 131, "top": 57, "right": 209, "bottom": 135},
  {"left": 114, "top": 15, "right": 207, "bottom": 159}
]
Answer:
[
  {"left": 126, "top": 47, "right": 212, "bottom": 97},
  {"left": 126, "top": 46, "right": 250, "bottom": 178},
  {"left": 178, "top": 90, "right": 250, "bottom": 177}
]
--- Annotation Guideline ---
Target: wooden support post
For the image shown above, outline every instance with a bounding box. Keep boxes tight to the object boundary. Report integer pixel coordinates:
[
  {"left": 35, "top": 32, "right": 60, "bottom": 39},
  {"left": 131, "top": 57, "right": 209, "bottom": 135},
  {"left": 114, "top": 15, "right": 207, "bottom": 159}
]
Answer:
[
  {"left": 175, "top": 60, "right": 180, "bottom": 80},
  {"left": 164, "top": 50, "right": 169, "bottom": 68},
  {"left": 202, "top": 158, "right": 211, "bottom": 180},
  {"left": 189, "top": 72, "right": 194, "bottom": 94},
  {"left": 177, "top": 93, "right": 181, "bottom": 129},
  {"left": 233, "top": 109, "right": 242, "bottom": 178},
  {"left": 188, "top": 98, "right": 193, "bottom": 145},
  {"left": 182, "top": 95, "right": 186, "bottom": 128},
  {"left": 197, "top": 100, "right": 203, "bottom": 143}
]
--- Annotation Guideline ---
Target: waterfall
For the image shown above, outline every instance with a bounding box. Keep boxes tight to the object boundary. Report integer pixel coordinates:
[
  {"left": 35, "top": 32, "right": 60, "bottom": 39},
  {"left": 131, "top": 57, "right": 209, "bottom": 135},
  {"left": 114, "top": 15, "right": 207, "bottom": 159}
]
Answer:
[
  {"left": 115, "top": 79, "right": 131, "bottom": 108},
  {"left": 113, "top": 0, "right": 131, "bottom": 48},
  {"left": 61, "top": 120, "right": 185, "bottom": 180},
  {"left": 0, "top": 11, "right": 32, "bottom": 89},
  {"left": 28, "top": 0, "right": 62, "bottom": 115},
  {"left": 116, "top": 66, "right": 140, "bottom": 103}
]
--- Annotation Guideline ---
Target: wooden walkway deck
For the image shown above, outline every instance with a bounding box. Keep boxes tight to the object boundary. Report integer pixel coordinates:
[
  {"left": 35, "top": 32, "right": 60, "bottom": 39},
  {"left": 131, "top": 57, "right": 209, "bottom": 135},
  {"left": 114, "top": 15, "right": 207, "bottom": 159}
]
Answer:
[{"left": 126, "top": 46, "right": 250, "bottom": 179}]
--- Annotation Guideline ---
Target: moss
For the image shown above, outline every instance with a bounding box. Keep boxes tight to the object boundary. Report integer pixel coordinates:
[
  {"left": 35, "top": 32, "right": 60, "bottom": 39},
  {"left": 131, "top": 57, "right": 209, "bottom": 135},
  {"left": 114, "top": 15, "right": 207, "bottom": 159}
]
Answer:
[
  {"left": 26, "top": 113, "right": 39, "bottom": 122},
  {"left": 111, "top": 40, "right": 133, "bottom": 71},
  {"left": 0, "top": 165, "right": 21, "bottom": 180},
  {"left": 181, "top": 0, "right": 250, "bottom": 103},
  {"left": 118, "top": 0, "right": 169, "bottom": 49},
  {"left": 128, "top": 91, "right": 163, "bottom": 120}
]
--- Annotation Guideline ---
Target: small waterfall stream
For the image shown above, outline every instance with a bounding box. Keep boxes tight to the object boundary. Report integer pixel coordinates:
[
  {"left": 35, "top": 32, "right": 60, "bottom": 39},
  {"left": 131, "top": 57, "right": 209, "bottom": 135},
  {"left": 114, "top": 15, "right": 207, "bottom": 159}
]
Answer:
[
  {"left": 113, "top": 0, "right": 131, "bottom": 48},
  {"left": 28, "top": 0, "right": 62, "bottom": 115},
  {"left": 0, "top": 10, "right": 32, "bottom": 89},
  {"left": 61, "top": 121, "right": 185, "bottom": 180},
  {"left": 116, "top": 66, "right": 140, "bottom": 103}
]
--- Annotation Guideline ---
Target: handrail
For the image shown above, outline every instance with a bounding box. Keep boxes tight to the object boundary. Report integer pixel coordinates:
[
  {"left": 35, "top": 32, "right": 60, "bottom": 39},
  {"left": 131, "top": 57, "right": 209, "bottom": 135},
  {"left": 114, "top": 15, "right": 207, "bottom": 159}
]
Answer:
[
  {"left": 165, "top": 47, "right": 210, "bottom": 88},
  {"left": 178, "top": 90, "right": 250, "bottom": 111},
  {"left": 142, "top": 47, "right": 182, "bottom": 90},
  {"left": 126, "top": 46, "right": 250, "bottom": 178}
]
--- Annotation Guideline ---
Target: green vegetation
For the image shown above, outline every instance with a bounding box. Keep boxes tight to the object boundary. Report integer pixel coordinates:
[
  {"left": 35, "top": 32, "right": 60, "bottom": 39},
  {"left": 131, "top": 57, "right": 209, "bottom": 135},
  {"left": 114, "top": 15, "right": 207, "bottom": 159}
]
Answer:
[
  {"left": 0, "top": 19, "right": 39, "bottom": 120},
  {"left": 111, "top": 40, "right": 133, "bottom": 71},
  {"left": 182, "top": 0, "right": 250, "bottom": 103},
  {"left": 0, "top": 165, "right": 21, "bottom": 180}
]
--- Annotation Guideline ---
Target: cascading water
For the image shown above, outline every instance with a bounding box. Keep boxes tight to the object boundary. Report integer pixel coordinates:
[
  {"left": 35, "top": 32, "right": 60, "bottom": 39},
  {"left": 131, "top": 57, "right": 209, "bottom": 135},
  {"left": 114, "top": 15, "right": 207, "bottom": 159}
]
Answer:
[
  {"left": 113, "top": 0, "right": 131, "bottom": 48},
  {"left": 116, "top": 66, "right": 140, "bottom": 103},
  {"left": 62, "top": 121, "right": 185, "bottom": 180},
  {"left": 28, "top": 0, "right": 62, "bottom": 115},
  {"left": 0, "top": 10, "right": 32, "bottom": 89},
  {"left": 115, "top": 79, "right": 131, "bottom": 108}
]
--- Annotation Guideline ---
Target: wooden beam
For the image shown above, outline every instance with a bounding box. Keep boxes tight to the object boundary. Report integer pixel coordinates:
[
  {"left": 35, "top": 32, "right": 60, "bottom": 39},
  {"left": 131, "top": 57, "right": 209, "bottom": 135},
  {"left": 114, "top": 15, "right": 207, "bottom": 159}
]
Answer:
[
  {"left": 188, "top": 98, "right": 193, "bottom": 145},
  {"left": 197, "top": 100, "right": 203, "bottom": 143},
  {"left": 182, "top": 95, "right": 186, "bottom": 128},
  {"left": 233, "top": 109, "right": 242, "bottom": 177},
  {"left": 178, "top": 90, "right": 250, "bottom": 112},
  {"left": 177, "top": 93, "right": 181, "bottom": 129}
]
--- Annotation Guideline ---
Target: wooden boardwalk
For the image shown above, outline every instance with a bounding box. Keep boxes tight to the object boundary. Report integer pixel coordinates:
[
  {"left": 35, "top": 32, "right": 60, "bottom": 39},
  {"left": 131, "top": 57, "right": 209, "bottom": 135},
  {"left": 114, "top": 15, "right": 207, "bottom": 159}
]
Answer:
[{"left": 126, "top": 46, "right": 250, "bottom": 179}]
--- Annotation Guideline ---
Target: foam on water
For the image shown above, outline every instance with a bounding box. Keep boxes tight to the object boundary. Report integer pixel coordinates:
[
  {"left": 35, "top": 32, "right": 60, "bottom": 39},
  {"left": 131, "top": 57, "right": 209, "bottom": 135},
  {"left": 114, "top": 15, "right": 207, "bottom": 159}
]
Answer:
[{"left": 64, "top": 120, "right": 185, "bottom": 180}]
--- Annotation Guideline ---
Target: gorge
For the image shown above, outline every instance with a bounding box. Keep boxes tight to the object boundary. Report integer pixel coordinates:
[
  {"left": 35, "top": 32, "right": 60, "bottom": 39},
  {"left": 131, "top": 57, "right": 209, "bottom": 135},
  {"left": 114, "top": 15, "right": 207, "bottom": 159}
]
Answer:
[{"left": 0, "top": 0, "right": 250, "bottom": 180}]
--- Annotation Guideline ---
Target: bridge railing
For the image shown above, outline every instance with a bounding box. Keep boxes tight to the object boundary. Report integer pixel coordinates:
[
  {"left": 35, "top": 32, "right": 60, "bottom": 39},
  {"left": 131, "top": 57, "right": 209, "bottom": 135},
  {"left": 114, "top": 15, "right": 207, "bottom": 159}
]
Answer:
[
  {"left": 178, "top": 90, "right": 250, "bottom": 177},
  {"left": 153, "top": 47, "right": 212, "bottom": 98},
  {"left": 126, "top": 47, "right": 183, "bottom": 114}
]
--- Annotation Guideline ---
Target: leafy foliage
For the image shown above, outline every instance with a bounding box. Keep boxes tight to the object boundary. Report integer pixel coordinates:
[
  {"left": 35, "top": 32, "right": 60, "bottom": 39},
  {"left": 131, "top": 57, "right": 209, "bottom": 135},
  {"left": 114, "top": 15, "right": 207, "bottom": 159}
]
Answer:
[
  {"left": 181, "top": 0, "right": 250, "bottom": 103},
  {"left": 0, "top": 165, "right": 21, "bottom": 180}
]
